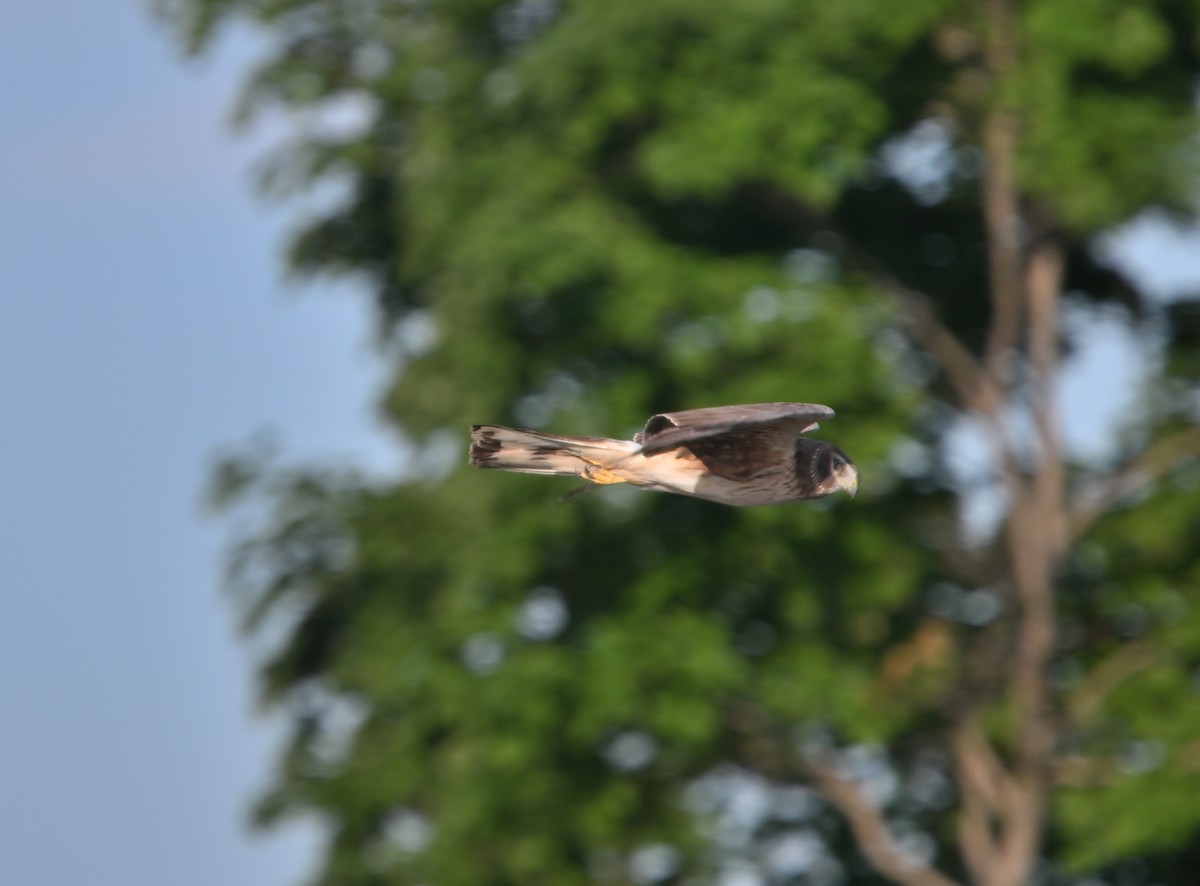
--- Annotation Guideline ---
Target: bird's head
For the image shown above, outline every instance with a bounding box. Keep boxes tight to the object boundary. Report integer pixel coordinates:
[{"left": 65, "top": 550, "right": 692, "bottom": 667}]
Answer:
[
  {"left": 815, "top": 446, "right": 857, "bottom": 498},
  {"left": 831, "top": 453, "right": 858, "bottom": 498}
]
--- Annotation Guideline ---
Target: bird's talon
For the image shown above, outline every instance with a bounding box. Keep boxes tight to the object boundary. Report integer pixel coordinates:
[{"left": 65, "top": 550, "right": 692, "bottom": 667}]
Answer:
[{"left": 583, "top": 463, "right": 625, "bottom": 485}]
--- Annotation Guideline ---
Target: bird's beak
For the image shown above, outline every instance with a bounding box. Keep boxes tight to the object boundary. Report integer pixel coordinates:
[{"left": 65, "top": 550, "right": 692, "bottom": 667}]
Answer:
[{"left": 842, "top": 468, "right": 858, "bottom": 498}]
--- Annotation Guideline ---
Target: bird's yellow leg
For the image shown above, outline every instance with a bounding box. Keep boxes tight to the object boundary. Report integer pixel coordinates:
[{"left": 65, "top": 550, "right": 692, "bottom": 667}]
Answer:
[{"left": 581, "top": 458, "right": 627, "bottom": 485}]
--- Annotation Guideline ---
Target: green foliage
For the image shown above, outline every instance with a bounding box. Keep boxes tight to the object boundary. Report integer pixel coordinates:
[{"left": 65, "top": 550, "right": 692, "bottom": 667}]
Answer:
[
  {"left": 1053, "top": 463, "right": 1200, "bottom": 872},
  {"left": 167, "top": 0, "right": 1200, "bottom": 883}
]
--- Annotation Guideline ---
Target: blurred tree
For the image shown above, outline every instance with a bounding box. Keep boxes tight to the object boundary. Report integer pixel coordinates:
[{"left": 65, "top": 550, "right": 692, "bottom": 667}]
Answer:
[{"left": 159, "top": 0, "right": 1200, "bottom": 883}]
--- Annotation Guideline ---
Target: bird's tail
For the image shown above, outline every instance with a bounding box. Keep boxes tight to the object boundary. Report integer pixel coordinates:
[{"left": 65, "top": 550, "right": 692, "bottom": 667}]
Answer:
[{"left": 469, "top": 425, "right": 639, "bottom": 478}]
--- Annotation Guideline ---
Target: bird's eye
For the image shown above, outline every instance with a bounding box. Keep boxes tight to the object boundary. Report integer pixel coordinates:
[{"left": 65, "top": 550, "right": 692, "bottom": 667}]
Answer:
[{"left": 834, "top": 463, "right": 845, "bottom": 473}]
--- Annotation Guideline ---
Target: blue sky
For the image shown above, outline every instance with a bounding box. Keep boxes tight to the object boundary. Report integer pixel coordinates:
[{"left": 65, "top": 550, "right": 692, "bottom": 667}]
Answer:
[
  {"left": 1, "top": 4, "right": 1197, "bottom": 886},
  {"left": 0, "top": 4, "right": 393, "bottom": 884}
]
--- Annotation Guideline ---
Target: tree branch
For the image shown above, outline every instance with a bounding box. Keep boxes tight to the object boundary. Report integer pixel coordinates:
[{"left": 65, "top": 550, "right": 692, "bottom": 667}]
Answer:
[
  {"left": 1003, "top": 233, "right": 1065, "bottom": 796},
  {"left": 951, "top": 715, "right": 1041, "bottom": 885},
  {"left": 1026, "top": 237, "right": 1066, "bottom": 544},
  {"left": 953, "top": 718, "right": 1021, "bottom": 819},
  {"left": 977, "top": 3, "right": 1064, "bottom": 884},
  {"left": 1056, "top": 738, "right": 1200, "bottom": 787},
  {"left": 859, "top": 270, "right": 1026, "bottom": 500},
  {"left": 883, "top": 283, "right": 1004, "bottom": 417},
  {"left": 1051, "top": 753, "right": 1119, "bottom": 788},
  {"left": 952, "top": 720, "right": 1005, "bottom": 882},
  {"left": 805, "top": 762, "right": 963, "bottom": 886},
  {"left": 1068, "top": 426, "right": 1200, "bottom": 540},
  {"left": 1065, "top": 638, "right": 1160, "bottom": 726},
  {"left": 989, "top": 244, "right": 1063, "bottom": 885},
  {"left": 743, "top": 180, "right": 1013, "bottom": 429},
  {"left": 981, "top": 0, "right": 1023, "bottom": 383},
  {"left": 956, "top": 774, "right": 996, "bottom": 886}
]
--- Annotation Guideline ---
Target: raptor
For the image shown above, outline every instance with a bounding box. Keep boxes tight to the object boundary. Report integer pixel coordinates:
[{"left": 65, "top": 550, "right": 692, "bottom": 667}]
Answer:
[{"left": 469, "top": 402, "right": 857, "bottom": 507}]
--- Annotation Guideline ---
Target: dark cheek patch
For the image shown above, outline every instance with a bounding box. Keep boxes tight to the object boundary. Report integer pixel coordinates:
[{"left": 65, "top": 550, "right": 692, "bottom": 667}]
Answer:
[{"left": 642, "top": 415, "right": 677, "bottom": 438}]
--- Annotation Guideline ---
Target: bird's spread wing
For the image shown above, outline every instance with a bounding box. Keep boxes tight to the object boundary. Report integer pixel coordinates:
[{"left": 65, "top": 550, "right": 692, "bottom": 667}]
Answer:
[
  {"left": 636, "top": 403, "right": 835, "bottom": 456},
  {"left": 676, "top": 430, "right": 785, "bottom": 481}
]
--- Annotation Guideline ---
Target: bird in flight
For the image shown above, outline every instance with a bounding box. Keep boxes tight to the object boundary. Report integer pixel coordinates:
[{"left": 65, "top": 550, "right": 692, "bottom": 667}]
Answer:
[{"left": 469, "top": 402, "right": 857, "bottom": 507}]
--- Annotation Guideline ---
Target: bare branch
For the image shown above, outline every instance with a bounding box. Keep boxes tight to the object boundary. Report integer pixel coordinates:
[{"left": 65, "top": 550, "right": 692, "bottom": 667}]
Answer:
[
  {"left": 1068, "top": 426, "right": 1200, "bottom": 540},
  {"left": 951, "top": 716, "right": 1043, "bottom": 886},
  {"left": 952, "top": 720, "right": 1005, "bottom": 882},
  {"left": 1052, "top": 753, "right": 1118, "bottom": 787},
  {"left": 1000, "top": 237, "right": 1067, "bottom": 848},
  {"left": 1026, "top": 237, "right": 1066, "bottom": 541},
  {"left": 976, "top": 3, "right": 1063, "bottom": 884},
  {"left": 995, "top": 464, "right": 1057, "bottom": 886},
  {"left": 981, "top": 0, "right": 1023, "bottom": 382},
  {"left": 742, "top": 180, "right": 1011, "bottom": 425},
  {"left": 956, "top": 778, "right": 996, "bottom": 886},
  {"left": 1056, "top": 738, "right": 1200, "bottom": 787},
  {"left": 883, "top": 283, "right": 1004, "bottom": 417},
  {"left": 806, "top": 763, "right": 963, "bottom": 886},
  {"left": 953, "top": 718, "right": 1021, "bottom": 818},
  {"left": 875, "top": 280, "right": 1025, "bottom": 500},
  {"left": 981, "top": 135, "right": 1022, "bottom": 382},
  {"left": 1066, "top": 638, "right": 1160, "bottom": 726}
]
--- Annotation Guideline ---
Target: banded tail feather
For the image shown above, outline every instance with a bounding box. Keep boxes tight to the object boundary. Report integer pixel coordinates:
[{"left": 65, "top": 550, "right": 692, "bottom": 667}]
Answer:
[{"left": 469, "top": 426, "right": 639, "bottom": 478}]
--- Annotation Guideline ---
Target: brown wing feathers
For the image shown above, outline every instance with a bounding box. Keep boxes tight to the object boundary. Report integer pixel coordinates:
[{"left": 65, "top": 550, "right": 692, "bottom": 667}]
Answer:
[{"left": 636, "top": 403, "right": 834, "bottom": 455}]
